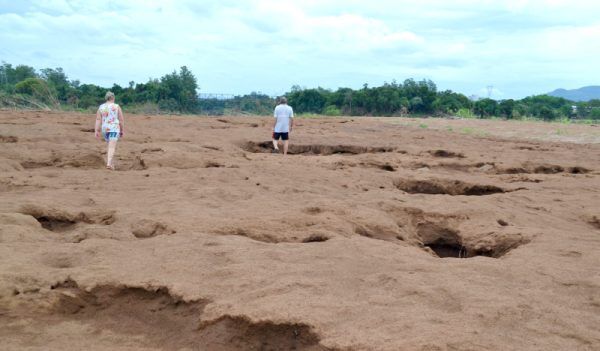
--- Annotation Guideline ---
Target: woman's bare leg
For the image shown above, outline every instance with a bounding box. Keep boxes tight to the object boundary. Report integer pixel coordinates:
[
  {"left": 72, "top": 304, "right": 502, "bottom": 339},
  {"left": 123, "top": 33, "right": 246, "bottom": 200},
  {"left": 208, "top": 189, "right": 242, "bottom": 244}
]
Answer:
[{"left": 107, "top": 140, "right": 118, "bottom": 167}]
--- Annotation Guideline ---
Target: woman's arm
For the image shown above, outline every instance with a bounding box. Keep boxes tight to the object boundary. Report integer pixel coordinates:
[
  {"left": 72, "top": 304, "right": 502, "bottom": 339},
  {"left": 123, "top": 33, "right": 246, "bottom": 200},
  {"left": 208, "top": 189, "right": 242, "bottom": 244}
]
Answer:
[
  {"left": 94, "top": 110, "right": 101, "bottom": 138},
  {"left": 118, "top": 106, "right": 125, "bottom": 136}
]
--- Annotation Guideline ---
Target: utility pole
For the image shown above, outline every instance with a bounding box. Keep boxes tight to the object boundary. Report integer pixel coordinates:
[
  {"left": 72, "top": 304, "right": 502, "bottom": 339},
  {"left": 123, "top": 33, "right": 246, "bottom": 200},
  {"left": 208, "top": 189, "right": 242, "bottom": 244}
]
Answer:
[{"left": 486, "top": 85, "right": 494, "bottom": 99}]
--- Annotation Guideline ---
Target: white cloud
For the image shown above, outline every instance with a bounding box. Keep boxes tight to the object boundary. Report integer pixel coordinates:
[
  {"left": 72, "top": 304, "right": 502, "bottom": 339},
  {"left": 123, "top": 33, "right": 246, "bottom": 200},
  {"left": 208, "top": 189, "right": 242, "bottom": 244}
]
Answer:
[{"left": 0, "top": 0, "right": 598, "bottom": 98}]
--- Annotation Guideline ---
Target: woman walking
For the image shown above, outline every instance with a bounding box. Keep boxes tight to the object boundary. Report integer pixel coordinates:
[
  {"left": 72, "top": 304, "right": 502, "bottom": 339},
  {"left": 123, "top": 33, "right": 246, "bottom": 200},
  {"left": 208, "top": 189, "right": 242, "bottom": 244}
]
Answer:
[{"left": 94, "top": 91, "right": 124, "bottom": 170}]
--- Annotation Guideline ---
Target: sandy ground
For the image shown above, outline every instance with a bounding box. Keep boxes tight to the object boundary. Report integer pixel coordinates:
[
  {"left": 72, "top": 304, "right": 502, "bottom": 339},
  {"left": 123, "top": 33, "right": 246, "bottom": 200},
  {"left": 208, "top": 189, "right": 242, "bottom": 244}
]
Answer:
[{"left": 1, "top": 110, "right": 599, "bottom": 351}]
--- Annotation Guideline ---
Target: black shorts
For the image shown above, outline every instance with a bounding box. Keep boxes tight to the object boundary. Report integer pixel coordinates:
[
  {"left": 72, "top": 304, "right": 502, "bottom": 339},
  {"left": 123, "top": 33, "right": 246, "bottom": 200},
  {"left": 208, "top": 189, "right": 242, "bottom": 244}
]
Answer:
[{"left": 273, "top": 132, "right": 289, "bottom": 141}]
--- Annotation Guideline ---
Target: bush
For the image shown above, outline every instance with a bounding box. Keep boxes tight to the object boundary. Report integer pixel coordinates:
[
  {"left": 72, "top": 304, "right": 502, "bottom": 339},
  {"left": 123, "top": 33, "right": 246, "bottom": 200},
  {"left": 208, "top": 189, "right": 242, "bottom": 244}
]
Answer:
[
  {"left": 158, "top": 98, "right": 179, "bottom": 112},
  {"left": 127, "top": 102, "right": 160, "bottom": 115},
  {"left": 323, "top": 105, "right": 341, "bottom": 116},
  {"left": 456, "top": 108, "right": 475, "bottom": 119},
  {"left": 539, "top": 106, "right": 556, "bottom": 121},
  {"left": 14, "top": 78, "right": 58, "bottom": 106},
  {"left": 15, "top": 78, "right": 48, "bottom": 96}
]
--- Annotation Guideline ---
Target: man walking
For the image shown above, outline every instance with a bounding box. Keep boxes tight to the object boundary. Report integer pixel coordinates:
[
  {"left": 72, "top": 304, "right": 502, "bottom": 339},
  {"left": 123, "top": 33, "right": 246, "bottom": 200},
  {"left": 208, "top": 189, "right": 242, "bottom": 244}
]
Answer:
[{"left": 272, "top": 97, "right": 294, "bottom": 155}]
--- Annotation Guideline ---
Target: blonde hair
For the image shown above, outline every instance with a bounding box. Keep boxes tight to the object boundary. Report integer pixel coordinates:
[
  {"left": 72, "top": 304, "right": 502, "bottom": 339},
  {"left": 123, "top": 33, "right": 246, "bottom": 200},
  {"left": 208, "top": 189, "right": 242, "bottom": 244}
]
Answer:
[{"left": 105, "top": 91, "right": 115, "bottom": 101}]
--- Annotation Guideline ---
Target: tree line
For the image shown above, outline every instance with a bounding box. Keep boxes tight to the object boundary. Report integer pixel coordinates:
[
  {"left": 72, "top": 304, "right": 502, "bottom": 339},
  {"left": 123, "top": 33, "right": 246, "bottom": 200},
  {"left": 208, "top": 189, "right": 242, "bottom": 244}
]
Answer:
[{"left": 1, "top": 62, "right": 598, "bottom": 120}]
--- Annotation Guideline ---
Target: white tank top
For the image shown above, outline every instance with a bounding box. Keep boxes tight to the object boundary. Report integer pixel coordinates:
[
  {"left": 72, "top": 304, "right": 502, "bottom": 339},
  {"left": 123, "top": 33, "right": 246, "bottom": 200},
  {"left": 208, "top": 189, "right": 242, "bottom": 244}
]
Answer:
[{"left": 98, "top": 102, "right": 120, "bottom": 133}]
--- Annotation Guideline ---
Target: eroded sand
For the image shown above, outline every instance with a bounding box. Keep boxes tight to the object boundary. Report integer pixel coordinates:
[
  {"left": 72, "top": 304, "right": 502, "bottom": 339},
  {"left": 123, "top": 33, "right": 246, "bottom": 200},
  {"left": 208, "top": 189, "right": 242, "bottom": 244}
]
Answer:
[{"left": 1, "top": 110, "right": 599, "bottom": 350}]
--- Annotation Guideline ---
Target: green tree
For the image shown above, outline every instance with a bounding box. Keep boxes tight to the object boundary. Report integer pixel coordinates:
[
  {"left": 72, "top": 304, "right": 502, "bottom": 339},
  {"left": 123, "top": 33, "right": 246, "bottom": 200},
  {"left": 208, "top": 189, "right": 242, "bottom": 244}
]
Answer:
[
  {"left": 40, "top": 67, "right": 72, "bottom": 102},
  {"left": 157, "top": 66, "right": 198, "bottom": 112},
  {"left": 539, "top": 106, "right": 556, "bottom": 120},
  {"left": 287, "top": 88, "right": 328, "bottom": 114},
  {"left": 474, "top": 98, "right": 498, "bottom": 118},
  {"left": 434, "top": 90, "right": 471, "bottom": 114},
  {"left": 499, "top": 99, "right": 516, "bottom": 119}
]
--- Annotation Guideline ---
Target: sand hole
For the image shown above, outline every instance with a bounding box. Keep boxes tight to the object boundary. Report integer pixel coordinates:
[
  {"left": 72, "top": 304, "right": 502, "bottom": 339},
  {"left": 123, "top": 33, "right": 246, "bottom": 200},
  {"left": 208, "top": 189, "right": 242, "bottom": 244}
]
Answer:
[
  {"left": 20, "top": 205, "right": 116, "bottom": 233},
  {"left": 534, "top": 164, "right": 564, "bottom": 174},
  {"left": 568, "top": 166, "right": 590, "bottom": 174},
  {"left": 20, "top": 153, "right": 105, "bottom": 169},
  {"left": 303, "top": 207, "right": 323, "bottom": 215},
  {"left": 204, "top": 161, "right": 224, "bottom": 168},
  {"left": 198, "top": 316, "right": 326, "bottom": 351},
  {"left": 35, "top": 216, "right": 76, "bottom": 232},
  {"left": 0, "top": 135, "right": 18, "bottom": 143},
  {"left": 419, "top": 224, "right": 530, "bottom": 258},
  {"left": 141, "top": 147, "right": 164, "bottom": 153},
  {"left": 51, "top": 280, "right": 207, "bottom": 350},
  {"left": 115, "top": 155, "right": 147, "bottom": 171},
  {"left": 241, "top": 141, "right": 395, "bottom": 155},
  {"left": 426, "top": 242, "right": 466, "bottom": 258},
  {"left": 62, "top": 153, "right": 105, "bottom": 168},
  {"left": 583, "top": 215, "right": 600, "bottom": 230},
  {"left": 497, "top": 164, "right": 590, "bottom": 175},
  {"left": 378, "top": 164, "right": 396, "bottom": 171},
  {"left": 362, "top": 162, "right": 396, "bottom": 171},
  {"left": 394, "top": 178, "right": 506, "bottom": 196},
  {"left": 50, "top": 280, "right": 325, "bottom": 350},
  {"left": 428, "top": 149, "right": 465, "bottom": 158},
  {"left": 302, "top": 234, "right": 330, "bottom": 243},
  {"left": 416, "top": 224, "right": 468, "bottom": 258},
  {"left": 394, "top": 208, "right": 528, "bottom": 258},
  {"left": 21, "top": 159, "right": 59, "bottom": 169}
]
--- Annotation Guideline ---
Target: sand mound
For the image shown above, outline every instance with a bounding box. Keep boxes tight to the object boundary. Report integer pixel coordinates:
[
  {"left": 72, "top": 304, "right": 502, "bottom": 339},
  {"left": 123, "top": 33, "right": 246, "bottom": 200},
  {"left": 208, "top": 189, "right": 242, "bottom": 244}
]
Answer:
[{"left": 131, "top": 219, "right": 176, "bottom": 238}]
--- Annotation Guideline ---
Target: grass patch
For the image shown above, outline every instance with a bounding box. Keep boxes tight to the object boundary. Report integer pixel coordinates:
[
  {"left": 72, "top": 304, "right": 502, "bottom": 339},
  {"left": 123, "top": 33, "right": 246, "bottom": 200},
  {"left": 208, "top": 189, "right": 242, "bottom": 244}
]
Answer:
[
  {"left": 554, "top": 128, "right": 569, "bottom": 136},
  {"left": 297, "top": 113, "right": 324, "bottom": 119},
  {"left": 460, "top": 127, "right": 475, "bottom": 134}
]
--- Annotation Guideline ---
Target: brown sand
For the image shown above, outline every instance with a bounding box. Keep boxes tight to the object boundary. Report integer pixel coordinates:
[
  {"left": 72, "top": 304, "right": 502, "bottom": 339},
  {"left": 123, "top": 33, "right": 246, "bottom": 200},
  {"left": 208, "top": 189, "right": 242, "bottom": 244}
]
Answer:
[{"left": 1, "top": 110, "right": 599, "bottom": 350}]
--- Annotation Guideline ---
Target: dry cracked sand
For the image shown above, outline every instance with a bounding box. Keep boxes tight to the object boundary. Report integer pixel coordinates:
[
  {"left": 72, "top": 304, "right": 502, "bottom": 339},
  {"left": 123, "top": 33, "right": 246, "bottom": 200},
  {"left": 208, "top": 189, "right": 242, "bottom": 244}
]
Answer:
[{"left": 1, "top": 110, "right": 599, "bottom": 350}]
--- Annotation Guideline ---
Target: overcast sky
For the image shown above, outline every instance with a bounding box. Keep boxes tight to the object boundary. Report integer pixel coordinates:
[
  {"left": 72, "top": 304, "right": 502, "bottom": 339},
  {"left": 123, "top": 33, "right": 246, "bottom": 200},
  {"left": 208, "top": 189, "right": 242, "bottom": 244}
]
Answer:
[{"left": 1, "top": 0, "right": 598, "bottom": 99}]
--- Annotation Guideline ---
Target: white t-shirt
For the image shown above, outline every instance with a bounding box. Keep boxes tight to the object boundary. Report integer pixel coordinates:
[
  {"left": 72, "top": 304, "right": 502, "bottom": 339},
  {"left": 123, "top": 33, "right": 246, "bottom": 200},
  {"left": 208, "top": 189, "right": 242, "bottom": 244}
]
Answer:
[{"left": 273, "top": 104, "right": 294, "bottom": 133}]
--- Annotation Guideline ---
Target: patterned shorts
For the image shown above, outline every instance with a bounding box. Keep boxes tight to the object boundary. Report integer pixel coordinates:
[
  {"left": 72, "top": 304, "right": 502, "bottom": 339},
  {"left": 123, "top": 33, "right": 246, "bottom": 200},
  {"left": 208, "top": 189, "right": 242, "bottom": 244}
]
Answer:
[{"left": 104, "top": 132, "right": 120, "bottom": 141}]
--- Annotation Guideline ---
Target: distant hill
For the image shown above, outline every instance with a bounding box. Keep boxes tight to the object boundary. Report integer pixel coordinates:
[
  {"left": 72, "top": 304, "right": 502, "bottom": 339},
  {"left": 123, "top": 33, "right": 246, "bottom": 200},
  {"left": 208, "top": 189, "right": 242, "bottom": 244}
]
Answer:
[{"left": 548, "top": 86, "right": 600, "bottom": 101}]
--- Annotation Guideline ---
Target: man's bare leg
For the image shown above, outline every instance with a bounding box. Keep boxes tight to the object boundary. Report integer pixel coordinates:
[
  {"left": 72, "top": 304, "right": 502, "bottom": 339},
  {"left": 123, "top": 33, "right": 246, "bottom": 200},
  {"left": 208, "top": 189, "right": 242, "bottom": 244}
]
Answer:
[
  {"left": 283, "top": 140, "right": 289, "bottom": 155},
  {"left": 107, "top": 140, "right": 117, "bottom": 168},
  {"left": 272, "top": 139, "right": 279, "bottom": 151}
]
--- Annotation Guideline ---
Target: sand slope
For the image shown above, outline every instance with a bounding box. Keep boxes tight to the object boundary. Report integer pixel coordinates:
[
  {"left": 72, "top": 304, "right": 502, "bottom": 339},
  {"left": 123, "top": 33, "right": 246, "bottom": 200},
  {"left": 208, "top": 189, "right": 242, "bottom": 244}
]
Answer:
[{"left": 1, "top": 110, "right": 599, "bottom": 350}]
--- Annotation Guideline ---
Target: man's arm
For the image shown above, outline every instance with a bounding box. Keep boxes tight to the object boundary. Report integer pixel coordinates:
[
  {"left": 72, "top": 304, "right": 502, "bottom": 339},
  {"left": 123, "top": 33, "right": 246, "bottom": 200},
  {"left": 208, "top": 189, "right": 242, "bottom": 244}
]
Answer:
[
  {"left": 289, "top": 116, "right": 294, "bottom": 132},
  {"left": 94, "top": 110, "right": 101, "bottom": 138},
  {"left": 118, "top": 106, "right": 125, "bottom": 136}
]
